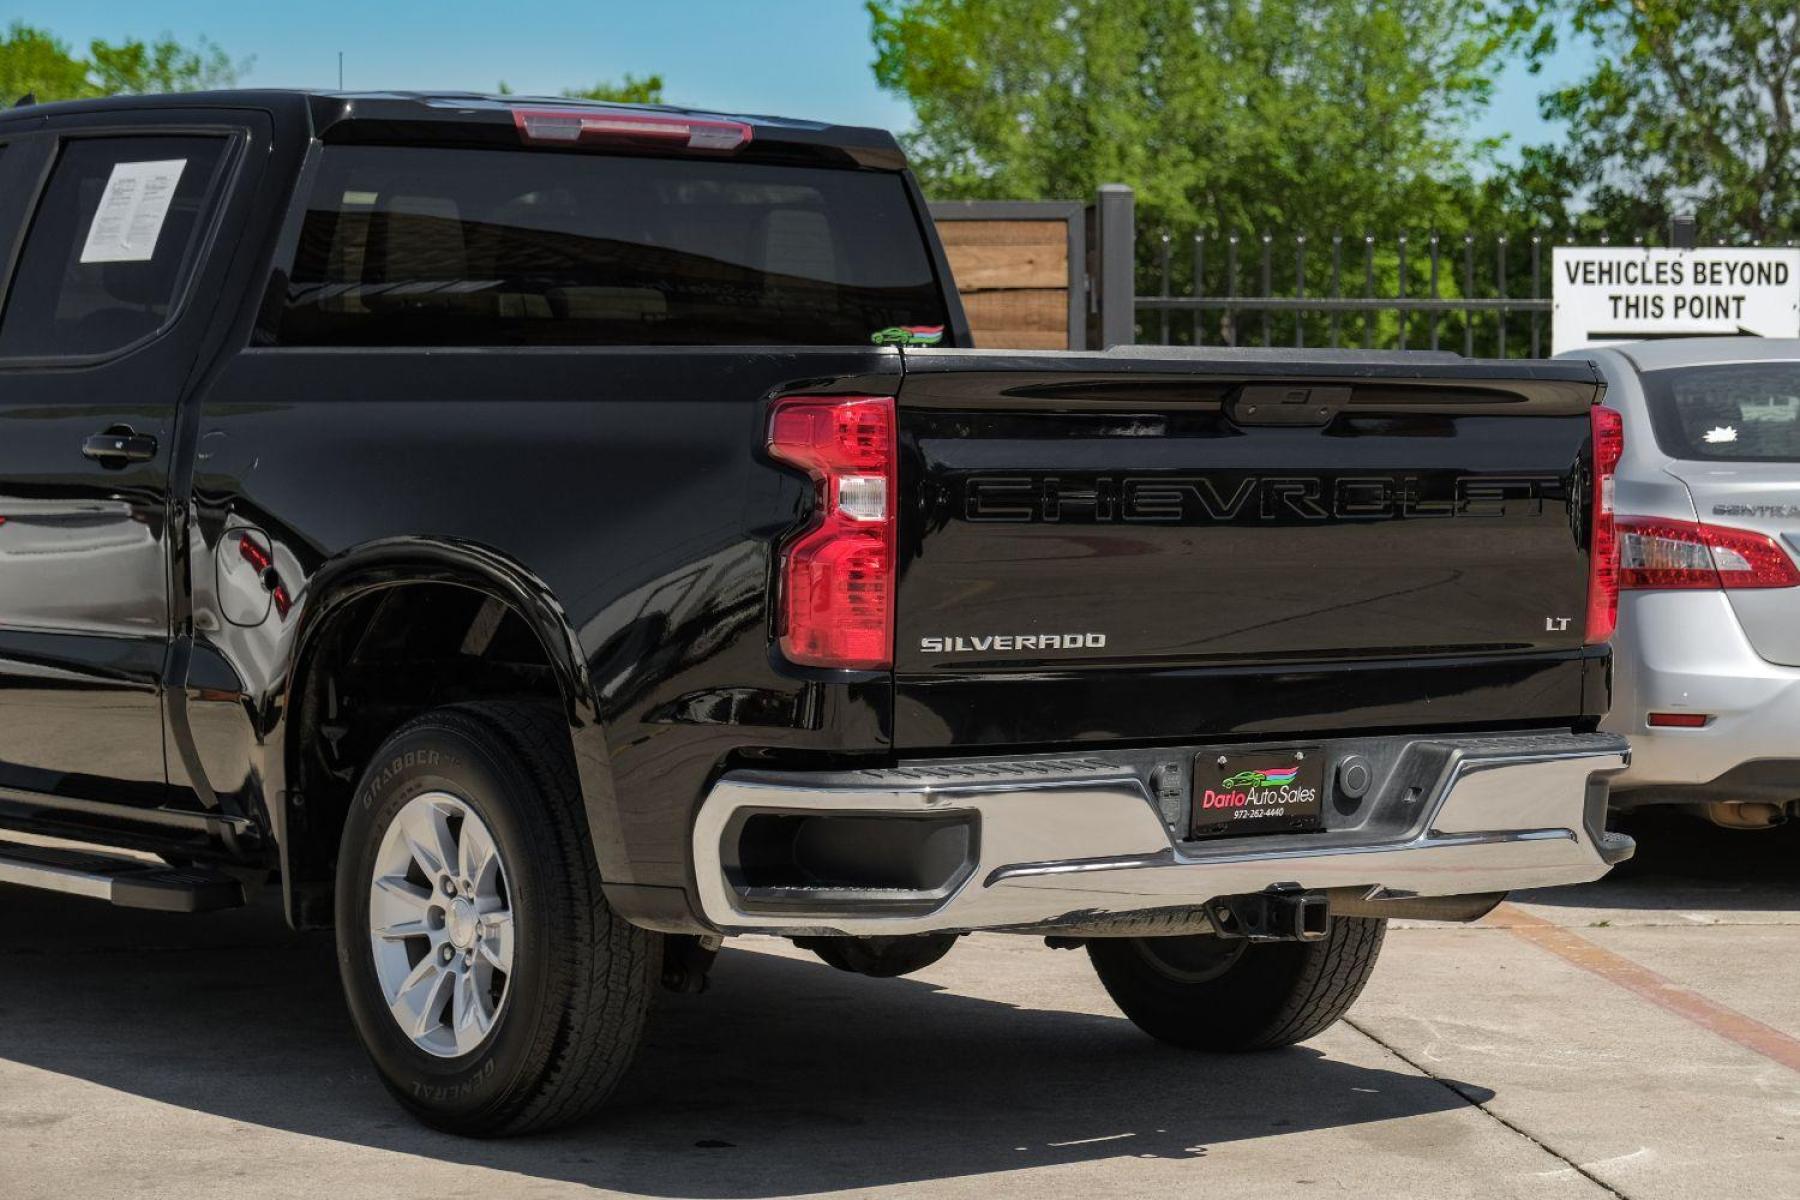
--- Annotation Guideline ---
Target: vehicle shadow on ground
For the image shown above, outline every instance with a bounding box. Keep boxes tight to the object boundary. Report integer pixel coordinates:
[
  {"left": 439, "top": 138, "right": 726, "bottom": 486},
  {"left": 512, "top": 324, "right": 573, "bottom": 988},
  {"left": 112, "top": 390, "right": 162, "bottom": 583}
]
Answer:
[
  {"left": 0, "top": 889, "right": 1490, "bottom": 1197},
  {"left": 1516, "top": 810, "right": 1800, "bottom": 912}
]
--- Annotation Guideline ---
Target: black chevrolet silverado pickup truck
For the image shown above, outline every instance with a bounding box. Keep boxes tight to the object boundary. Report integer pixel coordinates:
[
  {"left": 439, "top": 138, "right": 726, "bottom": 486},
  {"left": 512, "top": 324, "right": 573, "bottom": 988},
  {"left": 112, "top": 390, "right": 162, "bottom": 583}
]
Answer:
[{"left": 0, "top": 89, "right": 1632, "bottom": 1135}]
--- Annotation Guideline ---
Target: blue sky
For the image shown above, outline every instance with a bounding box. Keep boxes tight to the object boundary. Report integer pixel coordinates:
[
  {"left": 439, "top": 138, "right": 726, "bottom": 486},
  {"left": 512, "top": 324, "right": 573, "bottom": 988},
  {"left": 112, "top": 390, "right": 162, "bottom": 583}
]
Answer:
[{"left": 12, "top": 1, "right": 1588, "bottom": 164}]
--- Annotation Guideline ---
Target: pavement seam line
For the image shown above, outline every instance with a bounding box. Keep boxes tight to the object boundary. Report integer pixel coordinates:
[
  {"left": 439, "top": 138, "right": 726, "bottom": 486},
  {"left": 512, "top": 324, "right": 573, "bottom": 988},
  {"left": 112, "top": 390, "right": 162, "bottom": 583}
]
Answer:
[
  {"left": 1490, "top": 903, "right": 1800, "bottom": 1075},
  {"left": 1344, "top": 1016, "right": 1631, "bottom": 1200}
]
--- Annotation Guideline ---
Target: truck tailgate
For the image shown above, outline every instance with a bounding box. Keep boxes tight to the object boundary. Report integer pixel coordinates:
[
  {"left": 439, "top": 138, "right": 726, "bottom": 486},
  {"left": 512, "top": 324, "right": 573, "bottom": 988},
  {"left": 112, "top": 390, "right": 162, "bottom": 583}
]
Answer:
[{"left": 892, "top": 349, "right": 1606, "bottom": 749}]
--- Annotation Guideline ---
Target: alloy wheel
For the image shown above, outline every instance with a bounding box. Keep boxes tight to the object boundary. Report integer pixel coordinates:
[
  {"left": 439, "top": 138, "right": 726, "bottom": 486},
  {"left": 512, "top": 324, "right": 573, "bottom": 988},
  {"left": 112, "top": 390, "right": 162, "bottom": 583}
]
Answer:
[{"left": 367, "top": 792, "right": 516, "bottom": 1058}]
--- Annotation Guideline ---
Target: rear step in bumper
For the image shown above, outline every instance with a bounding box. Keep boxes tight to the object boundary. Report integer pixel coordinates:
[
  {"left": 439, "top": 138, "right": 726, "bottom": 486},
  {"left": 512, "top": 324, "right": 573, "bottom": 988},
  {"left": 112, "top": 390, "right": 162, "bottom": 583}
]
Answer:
[
  {"left": 692, "top": 733, "right": 1632, "bottom": 937},
  {"left": 0, "top": 840, "right": 244, "bottom": 913}
]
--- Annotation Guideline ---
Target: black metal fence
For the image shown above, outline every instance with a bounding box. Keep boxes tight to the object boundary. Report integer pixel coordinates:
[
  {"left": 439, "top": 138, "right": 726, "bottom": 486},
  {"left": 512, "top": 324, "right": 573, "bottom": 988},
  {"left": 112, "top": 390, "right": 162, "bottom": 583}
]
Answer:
[
  {"left": 1080, "top": 184, "right": 1796, "bottom": 357},
  {"left": 1140, "top": 230, "right": 1558, "bottom": 357}
]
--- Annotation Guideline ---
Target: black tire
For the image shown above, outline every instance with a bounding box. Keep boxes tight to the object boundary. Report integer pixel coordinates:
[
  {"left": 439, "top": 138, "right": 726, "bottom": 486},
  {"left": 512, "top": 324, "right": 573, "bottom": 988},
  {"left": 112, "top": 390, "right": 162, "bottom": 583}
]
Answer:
[
  {"left": 334, "top": 702, "right": 659, "bottom": 1136},
  {"left": 1087, "top": 917, "right": 1386, "bottom": 1051}
]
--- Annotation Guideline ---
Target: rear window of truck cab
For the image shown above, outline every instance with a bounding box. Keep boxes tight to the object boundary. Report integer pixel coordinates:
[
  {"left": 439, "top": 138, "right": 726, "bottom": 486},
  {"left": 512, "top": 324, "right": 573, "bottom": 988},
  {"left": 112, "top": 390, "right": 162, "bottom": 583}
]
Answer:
[
  {"left": 274, "top": 145, "right": 951, "bottom": 348},
  {"left": 1642, "top": 362, "right": 1800, "bottom": 462}
]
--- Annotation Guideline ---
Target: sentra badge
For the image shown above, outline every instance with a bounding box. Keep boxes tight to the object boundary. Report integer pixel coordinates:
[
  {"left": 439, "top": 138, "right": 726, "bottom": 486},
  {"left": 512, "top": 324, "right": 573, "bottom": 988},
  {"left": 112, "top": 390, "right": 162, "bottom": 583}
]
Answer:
[{"left": 1714, "top": 503, "right": 1800, "bottom": 519}]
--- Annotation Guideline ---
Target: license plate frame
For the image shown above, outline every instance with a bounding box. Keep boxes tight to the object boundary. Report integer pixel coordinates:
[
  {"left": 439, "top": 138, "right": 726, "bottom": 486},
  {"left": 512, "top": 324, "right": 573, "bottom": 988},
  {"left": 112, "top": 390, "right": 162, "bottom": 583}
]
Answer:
[{"left": 1190, "top": 748, "right": 1325, "bottom": 839}]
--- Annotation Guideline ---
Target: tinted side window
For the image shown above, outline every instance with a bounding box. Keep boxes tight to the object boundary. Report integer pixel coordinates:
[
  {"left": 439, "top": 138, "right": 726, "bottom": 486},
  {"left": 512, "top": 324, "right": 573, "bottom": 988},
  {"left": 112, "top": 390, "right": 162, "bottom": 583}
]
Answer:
[
  {"left": 0, "top": 135, "right": 226, "bottom": 359},
  {"left": 277, "top": 146, "right": 951, "bottom": 347}
]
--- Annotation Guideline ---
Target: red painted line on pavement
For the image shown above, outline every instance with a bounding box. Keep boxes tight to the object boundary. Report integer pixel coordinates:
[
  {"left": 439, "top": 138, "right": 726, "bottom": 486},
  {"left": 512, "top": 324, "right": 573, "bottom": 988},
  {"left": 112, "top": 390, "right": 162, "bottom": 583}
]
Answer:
[{"left": 1488, "top": 902, "right": 1800, "bottom": 1075}]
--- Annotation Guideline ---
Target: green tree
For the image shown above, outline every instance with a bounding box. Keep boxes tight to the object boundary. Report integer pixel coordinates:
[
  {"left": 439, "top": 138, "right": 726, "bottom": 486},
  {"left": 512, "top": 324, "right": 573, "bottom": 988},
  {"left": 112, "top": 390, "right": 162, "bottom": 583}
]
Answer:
[
  {"left": 1493, "top": 1, "right": 1797, "bottom": 241},
  {"left": 562, "top": 74, "right": 665, "bottom": 104},
  {"left": 496, "top": 74, "right": 666, "bottom": 104},
  {"left": 0, "top": 22, "right": 243, "bottom": 103},
  {"left": 0, "top": 22, "right": 94, "bottom": 101},
  {"left": 89, "top": 34, "right": 240, "bottom": 95},
  {"left": 867, "top": 0, "right": 1506, "bottom": 238}
]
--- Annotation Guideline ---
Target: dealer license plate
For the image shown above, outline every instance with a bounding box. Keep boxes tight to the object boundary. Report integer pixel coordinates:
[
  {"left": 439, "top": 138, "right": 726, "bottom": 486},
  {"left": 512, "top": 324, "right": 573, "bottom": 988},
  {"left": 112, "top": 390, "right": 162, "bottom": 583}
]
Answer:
[{"left": 1190, "top": 749, "right": 1325, "bottom": 839}]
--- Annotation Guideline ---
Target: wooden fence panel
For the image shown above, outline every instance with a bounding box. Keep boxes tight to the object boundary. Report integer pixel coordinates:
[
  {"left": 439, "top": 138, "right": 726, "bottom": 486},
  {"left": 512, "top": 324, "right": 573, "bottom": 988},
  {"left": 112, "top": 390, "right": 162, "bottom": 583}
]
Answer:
[
  {"left": 930, "top": 203, "right": 1085, "bottom": 350},
  {"left": 955, "top": 288, "right": 1069, "bottom": 349}
]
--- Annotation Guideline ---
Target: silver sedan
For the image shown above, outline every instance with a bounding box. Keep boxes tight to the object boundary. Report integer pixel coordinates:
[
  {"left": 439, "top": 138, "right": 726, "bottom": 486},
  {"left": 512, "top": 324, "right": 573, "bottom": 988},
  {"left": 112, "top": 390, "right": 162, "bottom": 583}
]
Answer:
[{"left": 1566, "top": 338, "right": 1800, "bottom": 831}]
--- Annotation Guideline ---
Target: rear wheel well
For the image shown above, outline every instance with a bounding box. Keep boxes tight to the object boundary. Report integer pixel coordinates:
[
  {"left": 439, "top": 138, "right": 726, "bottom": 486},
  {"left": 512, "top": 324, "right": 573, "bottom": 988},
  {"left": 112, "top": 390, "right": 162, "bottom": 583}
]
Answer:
[{"left": 284, "top": 581, "right": 569, "bottom": 928}]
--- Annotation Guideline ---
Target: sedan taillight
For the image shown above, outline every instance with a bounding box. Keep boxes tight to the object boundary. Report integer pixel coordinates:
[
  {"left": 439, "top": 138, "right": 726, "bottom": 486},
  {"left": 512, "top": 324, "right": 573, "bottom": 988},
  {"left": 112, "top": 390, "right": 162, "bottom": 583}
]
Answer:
[
  {"left": 767, "top": 395, "right": 897, "bottom": 669},
  {"left": 1617, "top": 517, "right": 1800, "bottom": 590}
]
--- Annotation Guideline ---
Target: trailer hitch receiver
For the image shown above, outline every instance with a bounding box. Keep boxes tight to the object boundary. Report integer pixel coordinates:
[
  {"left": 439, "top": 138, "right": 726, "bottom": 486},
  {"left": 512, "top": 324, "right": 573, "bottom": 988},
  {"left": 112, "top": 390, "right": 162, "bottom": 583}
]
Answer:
[{"left": 1206, "top": 888, "right": 1331, "bottom": 942}]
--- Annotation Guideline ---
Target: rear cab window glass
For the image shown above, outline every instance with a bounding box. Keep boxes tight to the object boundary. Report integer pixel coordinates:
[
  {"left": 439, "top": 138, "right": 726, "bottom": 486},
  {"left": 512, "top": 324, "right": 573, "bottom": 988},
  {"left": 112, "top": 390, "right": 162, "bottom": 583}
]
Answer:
[
  {"left": 0, "top": 135, "right": 227, "bottom": 359},
  {"left": 277, "top": 146, "right": 951, "bottom": 347},
  {"left": 1642, "top": 362, "right": 1800, "bottom": 462}
]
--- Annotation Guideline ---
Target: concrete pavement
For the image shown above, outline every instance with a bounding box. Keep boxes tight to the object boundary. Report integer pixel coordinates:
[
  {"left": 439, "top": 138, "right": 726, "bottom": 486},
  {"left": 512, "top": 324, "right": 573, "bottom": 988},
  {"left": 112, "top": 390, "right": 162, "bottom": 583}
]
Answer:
[{"left": 0, "top": 812, "right": 1795, "bottom": 1199}]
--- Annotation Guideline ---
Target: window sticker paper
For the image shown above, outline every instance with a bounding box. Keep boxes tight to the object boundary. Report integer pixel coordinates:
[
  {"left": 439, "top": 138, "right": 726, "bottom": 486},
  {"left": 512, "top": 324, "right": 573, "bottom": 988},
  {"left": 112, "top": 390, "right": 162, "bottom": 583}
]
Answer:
[{"left": 79, "top": 159, "right": 188, "bottom": 264}]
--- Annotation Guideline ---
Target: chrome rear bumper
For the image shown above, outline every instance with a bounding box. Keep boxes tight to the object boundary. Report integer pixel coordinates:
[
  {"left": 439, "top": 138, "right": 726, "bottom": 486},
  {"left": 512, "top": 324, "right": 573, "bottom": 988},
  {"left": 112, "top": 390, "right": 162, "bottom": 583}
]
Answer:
[{"left": 692, "top": 732, "right": 1632, "bottom": 936}]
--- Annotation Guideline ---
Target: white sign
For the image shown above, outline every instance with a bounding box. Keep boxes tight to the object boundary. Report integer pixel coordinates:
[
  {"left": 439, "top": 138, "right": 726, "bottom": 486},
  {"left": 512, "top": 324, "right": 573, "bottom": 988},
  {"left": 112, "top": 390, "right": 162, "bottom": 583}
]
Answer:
[
  {"left": 79, "top": 158, "right": 188, "bottom": 264},
  {"left": 1551, "top": 246, "right": 1800, "bottom": 355}
]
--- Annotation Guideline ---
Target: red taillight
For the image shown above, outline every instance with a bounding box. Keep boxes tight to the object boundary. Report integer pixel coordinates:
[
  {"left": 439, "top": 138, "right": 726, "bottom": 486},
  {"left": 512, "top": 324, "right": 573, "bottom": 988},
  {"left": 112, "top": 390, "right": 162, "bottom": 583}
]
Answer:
[
  {"left": 768, "top": 396, "right": 896, "bottom": 669},
  {"left": 1617, "top": 517, "right": 1800, "bottom": 590},
  {"left": 1585, "top": 405, "right": 1625, "bottom": 643},
  {"left": 511, "top": 108, "right": 752, "bottom": 152},
  {"left": 1647, "top": 712, "right": 1709, "bottom": 728}
]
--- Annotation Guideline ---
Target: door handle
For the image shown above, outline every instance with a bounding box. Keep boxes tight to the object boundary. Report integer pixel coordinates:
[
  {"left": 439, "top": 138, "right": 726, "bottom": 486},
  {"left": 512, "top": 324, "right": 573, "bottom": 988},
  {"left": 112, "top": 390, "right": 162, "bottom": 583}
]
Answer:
[{"left": 82, "top": 428, "right": 158, "bottom": 467}]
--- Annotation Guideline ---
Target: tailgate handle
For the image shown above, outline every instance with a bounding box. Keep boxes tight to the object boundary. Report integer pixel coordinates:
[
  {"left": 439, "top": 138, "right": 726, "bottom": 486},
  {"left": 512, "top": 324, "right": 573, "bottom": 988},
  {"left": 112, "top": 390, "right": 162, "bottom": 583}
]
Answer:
[{"left": 1228, "top": 384, "right": 1351, "bottom": 426}]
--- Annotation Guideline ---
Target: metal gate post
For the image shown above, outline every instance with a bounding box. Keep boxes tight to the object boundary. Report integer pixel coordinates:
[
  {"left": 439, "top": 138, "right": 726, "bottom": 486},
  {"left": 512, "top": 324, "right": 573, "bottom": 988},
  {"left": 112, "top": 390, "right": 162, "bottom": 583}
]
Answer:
[{"left": 1095, "top": 184, "right": 1136, "bottom": 348}]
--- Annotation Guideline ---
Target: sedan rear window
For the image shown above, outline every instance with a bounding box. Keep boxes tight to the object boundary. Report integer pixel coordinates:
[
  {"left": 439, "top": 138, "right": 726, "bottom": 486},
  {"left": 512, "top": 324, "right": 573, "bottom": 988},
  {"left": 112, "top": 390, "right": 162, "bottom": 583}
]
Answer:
[
  {"left": 1642, "top": 362, "right": 1800, "bottom": 462},
  {"left": 275, "top": 145, "right": 951, "bottom": 348}
]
